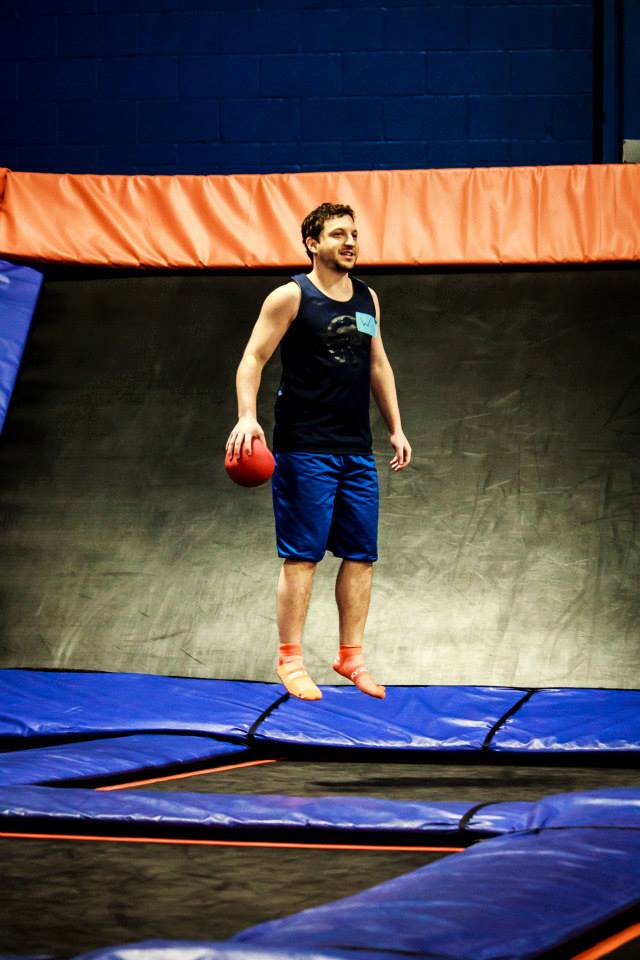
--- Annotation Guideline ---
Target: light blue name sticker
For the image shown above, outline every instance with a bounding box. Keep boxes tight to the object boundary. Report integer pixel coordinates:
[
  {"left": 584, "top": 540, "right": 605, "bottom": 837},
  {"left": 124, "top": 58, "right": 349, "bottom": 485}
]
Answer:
[{"left": 355, "top": 312, "right": 377, "bottom": 337}]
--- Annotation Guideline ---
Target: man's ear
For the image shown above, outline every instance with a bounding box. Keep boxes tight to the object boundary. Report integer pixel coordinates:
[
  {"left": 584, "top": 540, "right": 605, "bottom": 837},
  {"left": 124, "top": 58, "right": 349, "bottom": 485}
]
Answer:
[{"left": 305, "top": 236, "right": 317, "bottom": 257}]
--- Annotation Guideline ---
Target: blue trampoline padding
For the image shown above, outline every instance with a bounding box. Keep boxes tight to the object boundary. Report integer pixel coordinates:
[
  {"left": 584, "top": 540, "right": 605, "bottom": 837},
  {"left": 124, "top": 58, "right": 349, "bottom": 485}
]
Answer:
[
  {"left": 255, "top": 685, "right": 526, "bottom": 750},
  {"left": 0, "top": 735, "right": 248, "bottom": 786},
  {"left": 0, "top": 259, "right": 43, "bottom": 431},
  {"left": 493, "top": 687, "right": 640, "bottom": 752},
  {"left": 0, "top": 785, "right": 640, "bottom": 836},
  {"left": 234, "top": 827, "right": 640, "bottom": 960},
  {"left": 3, "top": 672, "right": 640, "bottom": 755},
  {"left": 0, "top": 785, "right": 532, "bottom": 838},
  {"left": 70, "top": 942, "right": 353, "bottom": 960},
  {"left": 528, "top": 787, "right": 640, "bottom": 829},
  {"left": 0, "top": 671, "right": 280, "bottom": 741},
  {"left": 2, "top": 785, "right": 636, "bottom": 838}
]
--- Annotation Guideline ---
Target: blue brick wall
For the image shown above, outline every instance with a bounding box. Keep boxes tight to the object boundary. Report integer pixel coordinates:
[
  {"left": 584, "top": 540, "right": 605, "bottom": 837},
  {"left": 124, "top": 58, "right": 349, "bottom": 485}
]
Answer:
[
  {"left": 624, "top": 0, "right": 640, "bottom": 140},
  {"left": 0, "top": 0, "right": 593, "bottom": 175}
]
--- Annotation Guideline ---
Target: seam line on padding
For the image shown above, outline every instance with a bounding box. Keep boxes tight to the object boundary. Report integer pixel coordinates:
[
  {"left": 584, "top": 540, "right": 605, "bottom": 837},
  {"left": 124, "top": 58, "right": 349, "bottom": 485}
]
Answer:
[
  {"left": 247, "top": 693, "right": 289, "bottom": 745},
  {"left": 458, "top": 801, "right": 493, "bottom": 833},
  {"left": 482, "top": 688, "right": 537, "bottom": 750}
]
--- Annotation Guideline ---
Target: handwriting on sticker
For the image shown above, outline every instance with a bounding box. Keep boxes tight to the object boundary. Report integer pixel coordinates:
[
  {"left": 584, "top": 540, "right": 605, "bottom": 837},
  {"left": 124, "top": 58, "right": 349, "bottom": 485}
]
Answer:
[{"left": 355, "top": 312, "right": 377, "bottom": 337}]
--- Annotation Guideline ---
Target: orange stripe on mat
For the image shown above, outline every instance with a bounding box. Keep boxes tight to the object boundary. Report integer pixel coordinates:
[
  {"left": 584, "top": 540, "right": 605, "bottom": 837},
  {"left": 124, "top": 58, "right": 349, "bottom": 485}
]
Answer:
[
  {"left": 97, "top": 757, "right": 280, "bottom": 791},
  {"left": 0, "top": 831, "right": 463, "bottom": 853},
  {"left": 570, "top": 923, "right": 640, "bottom": 960}
]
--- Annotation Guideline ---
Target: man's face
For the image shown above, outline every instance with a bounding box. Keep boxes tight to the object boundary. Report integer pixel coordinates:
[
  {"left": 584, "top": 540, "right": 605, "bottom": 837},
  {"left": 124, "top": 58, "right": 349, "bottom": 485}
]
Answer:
[{"left": 308, "top": 216, "right": 359, "bottom": 272}]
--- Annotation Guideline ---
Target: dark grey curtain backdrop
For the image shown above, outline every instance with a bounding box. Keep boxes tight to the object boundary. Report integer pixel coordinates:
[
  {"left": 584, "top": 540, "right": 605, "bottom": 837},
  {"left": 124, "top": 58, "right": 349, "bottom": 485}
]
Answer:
[{"left": 2, "top": 269, "right": 639, "bottom": 687}]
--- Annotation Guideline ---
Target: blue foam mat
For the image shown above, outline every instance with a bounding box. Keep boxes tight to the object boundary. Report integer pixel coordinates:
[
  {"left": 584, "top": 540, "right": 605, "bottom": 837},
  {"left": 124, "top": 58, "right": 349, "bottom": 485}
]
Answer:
[
  {"left": 0, "top": 260, "right": 43, "bottom": 431},
  {"left": 2, "top": 786, "right": 638, "bottom": 840},
  {"left": 233, "top": 826, "right": 640, "bottom": 960},
  {"left": 494, "top": 687, "right": 640, "bottom": 752},
  {"left": 528, "top": 787, "right": 640, "bottom": 829},
  {"left": 0, "top": 785, "right": 532, "bottom": 838},
  {"left": 71, "top": 944, "right": 354, "bottom": 960},
  {"left": 3, "top": 671, "right": 638, "bottom": 754},
  {"left": 0, "top": 671, "right": 278, "bottom": 741},
  {"left": 255, "top": 685, "right": 525, "bottom": 750},
  {"left": 0, "top": 735, "right": 248, "bottom": 786}
]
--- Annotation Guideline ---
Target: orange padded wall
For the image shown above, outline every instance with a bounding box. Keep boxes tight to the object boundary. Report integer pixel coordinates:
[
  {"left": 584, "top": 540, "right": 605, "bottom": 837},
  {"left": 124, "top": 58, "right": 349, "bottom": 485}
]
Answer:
[{"left": 0, "top": 165, "right": 638, "bottom": 268}]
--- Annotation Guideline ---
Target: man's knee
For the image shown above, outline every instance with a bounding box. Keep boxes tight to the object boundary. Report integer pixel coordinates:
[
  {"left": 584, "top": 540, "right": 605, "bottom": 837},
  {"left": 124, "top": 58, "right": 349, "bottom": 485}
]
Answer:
[{"left": 283, "top": 558, "right": 318, "bottom": 572}]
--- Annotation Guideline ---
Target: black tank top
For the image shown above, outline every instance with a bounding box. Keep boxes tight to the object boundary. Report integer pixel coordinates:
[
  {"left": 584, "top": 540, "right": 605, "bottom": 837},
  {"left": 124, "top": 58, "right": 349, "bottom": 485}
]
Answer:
[{"left": 273, "top": 274, "right": 376, "bottom": 453}]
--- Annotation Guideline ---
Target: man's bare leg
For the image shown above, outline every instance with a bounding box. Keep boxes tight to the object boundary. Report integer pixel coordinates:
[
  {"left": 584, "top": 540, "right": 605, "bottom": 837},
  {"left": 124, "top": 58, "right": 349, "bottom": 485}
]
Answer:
[
  {"left": 276, "top": 559, "right": 322, "bottom": 700},
  {"left": 332, "top": 559, "right": 385, "bottom": 698}
]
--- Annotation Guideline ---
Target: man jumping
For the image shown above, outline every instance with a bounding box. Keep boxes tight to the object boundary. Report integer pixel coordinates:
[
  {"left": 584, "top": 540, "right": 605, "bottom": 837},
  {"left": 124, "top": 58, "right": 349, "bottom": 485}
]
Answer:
[{"left": 226, "top": 203, "right": 411, "bottom": 701}]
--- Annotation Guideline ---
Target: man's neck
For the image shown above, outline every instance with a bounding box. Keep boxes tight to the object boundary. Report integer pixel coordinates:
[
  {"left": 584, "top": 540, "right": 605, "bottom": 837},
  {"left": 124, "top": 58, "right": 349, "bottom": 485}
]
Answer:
[{"left": 308, "top": 262, "right": 352, "bottom": 300}]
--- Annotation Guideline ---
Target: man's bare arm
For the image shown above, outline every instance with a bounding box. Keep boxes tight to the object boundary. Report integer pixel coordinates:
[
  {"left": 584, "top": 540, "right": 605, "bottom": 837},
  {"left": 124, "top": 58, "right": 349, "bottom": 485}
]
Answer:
[
  {"left": 369, "top": 288, "right": 412, "bottom": 472},
  {"left": 226, "top": 282, "right": 300, "bottom": 459}
]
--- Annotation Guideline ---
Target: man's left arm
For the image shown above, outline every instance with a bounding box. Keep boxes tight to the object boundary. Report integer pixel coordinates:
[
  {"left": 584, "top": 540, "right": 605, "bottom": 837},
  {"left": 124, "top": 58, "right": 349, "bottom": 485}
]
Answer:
[{"left": 369, "top": 288, "right": 412, "bottom": 472}]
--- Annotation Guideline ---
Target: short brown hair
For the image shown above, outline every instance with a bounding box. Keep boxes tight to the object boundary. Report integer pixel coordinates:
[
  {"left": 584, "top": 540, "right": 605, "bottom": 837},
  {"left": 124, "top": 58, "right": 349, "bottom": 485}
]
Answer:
[{"left": 301, "top": 202, "right": 355, "bottom": 262}]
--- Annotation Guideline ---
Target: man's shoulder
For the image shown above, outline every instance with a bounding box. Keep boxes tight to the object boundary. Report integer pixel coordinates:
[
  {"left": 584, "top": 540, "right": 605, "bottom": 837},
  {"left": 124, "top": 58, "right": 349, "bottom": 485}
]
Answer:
[
  {"left": 266, "top": 279, "right": 302, "bottom": 306},
  {"left": 259, "top": 280, "right": 302, "bottom": 326}
]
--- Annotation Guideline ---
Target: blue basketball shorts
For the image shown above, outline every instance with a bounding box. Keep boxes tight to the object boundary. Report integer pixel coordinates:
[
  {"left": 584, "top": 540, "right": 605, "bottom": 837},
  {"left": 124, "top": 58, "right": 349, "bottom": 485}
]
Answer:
[{"left": 272, "top": 453, "right": 379, "bottom": 563}]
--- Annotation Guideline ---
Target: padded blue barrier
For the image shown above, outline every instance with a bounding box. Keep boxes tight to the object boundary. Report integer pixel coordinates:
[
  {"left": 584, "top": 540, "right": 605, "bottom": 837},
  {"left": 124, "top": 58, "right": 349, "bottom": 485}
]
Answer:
[
  {"left": 0, "top": 785, "right": 533, "bottom": 839},
  {"left": 68, "top": 943, "right": 352, "bottom": 960},
  {"left": 255, "top": 685, "right": 526, "bottom": 750},
  {"left": 527, "top": 787, "right": 640, "bottom": 829},
  {"left": 0, "top": 671, "right": 279, "bottom": 741},
  {"left": 493, "top": 687, "right": 640, "bottom": 752},
  {"left": 0, "top": 260, "right": 43, "bottom": 431},
  {"left": 3, "top": 785, "right": 637, "bottom": 841},
  {"left": 233, "top": 826, "right": 640, "bottom": 960},
  {"left": 2, "top": 671, "right": 639, "bottom": 755},
  {"left": 0, "top": 735, "right": 248, "bottom": 786}
]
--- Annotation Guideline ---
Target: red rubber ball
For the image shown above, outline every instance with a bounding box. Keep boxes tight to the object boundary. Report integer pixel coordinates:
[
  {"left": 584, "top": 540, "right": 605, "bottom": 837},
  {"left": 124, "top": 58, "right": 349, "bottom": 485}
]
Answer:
[{"left": 225, "top": 437, "right": 275, "bottom": 487}]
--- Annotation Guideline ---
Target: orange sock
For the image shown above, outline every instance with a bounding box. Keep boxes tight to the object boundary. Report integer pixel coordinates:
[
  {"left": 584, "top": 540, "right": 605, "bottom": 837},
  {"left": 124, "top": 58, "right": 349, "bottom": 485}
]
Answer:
[
  {"left": 276, "top": 643, "right": 322, "bottom": 700},
  {"left": 332, "top": 645, "right": 385, "bottom": 699}
]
